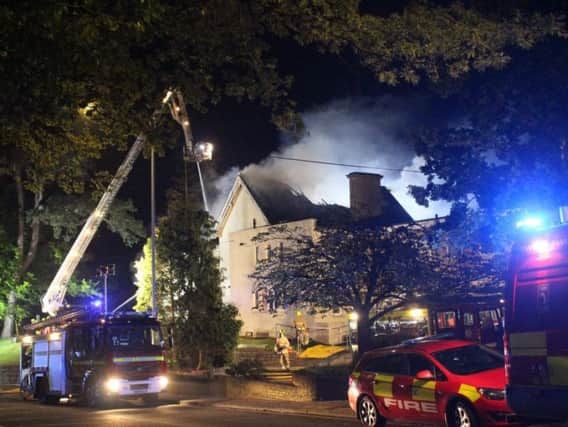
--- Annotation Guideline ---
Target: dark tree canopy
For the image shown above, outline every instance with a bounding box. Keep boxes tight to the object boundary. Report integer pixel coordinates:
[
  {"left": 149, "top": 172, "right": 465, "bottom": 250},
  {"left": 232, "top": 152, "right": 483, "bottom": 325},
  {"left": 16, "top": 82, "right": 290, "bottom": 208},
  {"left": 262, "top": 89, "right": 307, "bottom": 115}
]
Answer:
[
  {"left": 410, "top": 40, "right": 568, "bottom": 255},
  {"left": 252, "top": 222, "right": 496, "bottom": 353}
]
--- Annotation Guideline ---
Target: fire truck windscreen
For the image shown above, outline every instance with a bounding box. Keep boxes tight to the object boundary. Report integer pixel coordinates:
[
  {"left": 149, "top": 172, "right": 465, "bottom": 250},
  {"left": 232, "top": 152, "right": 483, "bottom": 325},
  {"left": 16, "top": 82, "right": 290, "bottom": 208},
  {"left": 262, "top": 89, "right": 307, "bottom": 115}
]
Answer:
[{"left": 107, "top": 324, "right": 163, "bottom": 351}]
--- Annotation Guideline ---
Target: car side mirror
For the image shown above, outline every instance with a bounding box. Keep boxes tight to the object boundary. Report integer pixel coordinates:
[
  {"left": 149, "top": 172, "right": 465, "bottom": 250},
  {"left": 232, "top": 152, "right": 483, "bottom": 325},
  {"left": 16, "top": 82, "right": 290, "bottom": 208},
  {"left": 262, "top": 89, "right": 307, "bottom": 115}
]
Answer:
[{"left": 415, "top": 369, "right": 435, "bottom": 380}]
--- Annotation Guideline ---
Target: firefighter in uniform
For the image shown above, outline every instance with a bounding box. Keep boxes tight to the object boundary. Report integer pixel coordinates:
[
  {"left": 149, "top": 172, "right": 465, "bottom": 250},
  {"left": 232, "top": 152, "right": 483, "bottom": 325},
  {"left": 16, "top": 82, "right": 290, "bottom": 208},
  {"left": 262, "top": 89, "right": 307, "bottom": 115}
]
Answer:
[{"left": 274, "top": 330, "right": 291, "bottom": 370}]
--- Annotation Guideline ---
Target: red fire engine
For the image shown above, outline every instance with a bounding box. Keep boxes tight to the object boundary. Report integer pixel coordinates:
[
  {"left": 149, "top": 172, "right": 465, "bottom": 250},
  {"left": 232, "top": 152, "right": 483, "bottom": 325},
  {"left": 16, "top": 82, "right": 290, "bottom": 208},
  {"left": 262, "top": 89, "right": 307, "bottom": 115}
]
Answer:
[
  {"left": 505, "top": 223, "right": 568, "bottom": 420},
  {"left": 20, "top": 310, "right": 167, "bottom": 406},
  {"left": 428, "top": 298, "right": 504, "bottom": 349}
]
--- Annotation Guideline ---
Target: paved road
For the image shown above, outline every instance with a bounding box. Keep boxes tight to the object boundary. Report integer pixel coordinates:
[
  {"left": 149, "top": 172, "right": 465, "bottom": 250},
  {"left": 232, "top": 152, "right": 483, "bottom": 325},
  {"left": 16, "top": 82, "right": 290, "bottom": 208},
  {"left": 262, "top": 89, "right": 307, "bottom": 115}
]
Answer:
[{"left": 0, "top": 395, "right": 358, "bottom": 427}]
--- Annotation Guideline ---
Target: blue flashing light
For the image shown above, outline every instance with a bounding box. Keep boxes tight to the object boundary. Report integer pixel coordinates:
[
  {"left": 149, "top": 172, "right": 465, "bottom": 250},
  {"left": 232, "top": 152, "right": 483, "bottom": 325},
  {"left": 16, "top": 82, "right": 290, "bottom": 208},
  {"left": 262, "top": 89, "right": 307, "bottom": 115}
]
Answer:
[
  {"left": 529, "top": 239, "right": 553, "bottom": 257},
  {"left": 516, "top": 217, "right": 543, "bottom": 229},
  {"left": 91, "top": 300, "right": 102, "bottom": 308}
]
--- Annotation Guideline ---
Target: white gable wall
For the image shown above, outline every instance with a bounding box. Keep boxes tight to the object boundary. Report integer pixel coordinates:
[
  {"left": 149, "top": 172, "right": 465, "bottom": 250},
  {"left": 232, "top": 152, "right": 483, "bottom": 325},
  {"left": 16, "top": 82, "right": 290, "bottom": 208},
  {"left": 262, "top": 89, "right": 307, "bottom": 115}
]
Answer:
[
  {"left": 217, "top": 177, "right": 348, "bottom": 344},
  {"left": 219, "top": 181, "right": 269, "bottom": 304}
]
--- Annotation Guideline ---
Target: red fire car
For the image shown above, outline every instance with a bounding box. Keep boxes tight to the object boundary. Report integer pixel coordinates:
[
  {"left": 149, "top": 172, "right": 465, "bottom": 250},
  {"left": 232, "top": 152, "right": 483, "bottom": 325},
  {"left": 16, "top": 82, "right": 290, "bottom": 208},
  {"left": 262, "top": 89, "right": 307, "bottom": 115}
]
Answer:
[{"left": 348, "top": 339, "right": 519, "bottom": 427}]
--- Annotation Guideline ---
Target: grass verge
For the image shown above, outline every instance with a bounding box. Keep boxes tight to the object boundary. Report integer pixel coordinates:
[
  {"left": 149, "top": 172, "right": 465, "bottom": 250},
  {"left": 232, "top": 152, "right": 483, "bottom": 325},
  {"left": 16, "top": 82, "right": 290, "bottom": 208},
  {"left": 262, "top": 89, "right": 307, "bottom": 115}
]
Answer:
[{"left": 0, "top": 338, "right": 20, "bottom": 365}]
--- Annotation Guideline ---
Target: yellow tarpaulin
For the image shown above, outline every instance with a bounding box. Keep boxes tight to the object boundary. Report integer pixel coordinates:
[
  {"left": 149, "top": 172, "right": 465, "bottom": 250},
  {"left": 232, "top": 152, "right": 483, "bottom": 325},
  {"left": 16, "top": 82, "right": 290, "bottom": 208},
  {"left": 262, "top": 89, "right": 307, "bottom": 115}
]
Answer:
[{"left": 299, "top": 344, "right": 344, "bottom": 359}]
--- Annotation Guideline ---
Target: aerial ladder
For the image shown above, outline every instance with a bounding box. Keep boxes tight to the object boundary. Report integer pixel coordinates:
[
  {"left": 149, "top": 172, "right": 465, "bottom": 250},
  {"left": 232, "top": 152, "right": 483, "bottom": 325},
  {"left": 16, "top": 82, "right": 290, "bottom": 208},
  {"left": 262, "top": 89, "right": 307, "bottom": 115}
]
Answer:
[{"left": 41, "top": 89, "right": 210, "bottom": 316}]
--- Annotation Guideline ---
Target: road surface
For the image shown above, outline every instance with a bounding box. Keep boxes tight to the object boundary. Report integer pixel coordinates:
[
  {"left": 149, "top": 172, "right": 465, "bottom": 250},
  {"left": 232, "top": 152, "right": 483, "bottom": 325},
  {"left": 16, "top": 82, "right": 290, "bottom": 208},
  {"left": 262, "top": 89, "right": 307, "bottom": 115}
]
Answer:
[{"left": 0, "top": 395, "right": 358, "bottom": 427}]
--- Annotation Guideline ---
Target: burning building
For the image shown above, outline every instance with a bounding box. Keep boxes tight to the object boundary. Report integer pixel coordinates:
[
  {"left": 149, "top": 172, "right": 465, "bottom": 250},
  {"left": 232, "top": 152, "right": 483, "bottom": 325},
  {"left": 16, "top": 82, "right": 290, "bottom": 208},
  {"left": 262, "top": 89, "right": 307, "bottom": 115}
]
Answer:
[{"left": 216, "top": 169, "right": 412, "bottom": 344}]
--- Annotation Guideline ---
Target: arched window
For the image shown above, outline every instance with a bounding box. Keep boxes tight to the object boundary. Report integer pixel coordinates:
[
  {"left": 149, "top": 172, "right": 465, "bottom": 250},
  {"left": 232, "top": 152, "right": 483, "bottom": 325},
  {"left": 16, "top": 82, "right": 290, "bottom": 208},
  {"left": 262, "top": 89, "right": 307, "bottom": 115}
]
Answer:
[{"left": 254, "top": 287, "right": 269, "bottom": 312}]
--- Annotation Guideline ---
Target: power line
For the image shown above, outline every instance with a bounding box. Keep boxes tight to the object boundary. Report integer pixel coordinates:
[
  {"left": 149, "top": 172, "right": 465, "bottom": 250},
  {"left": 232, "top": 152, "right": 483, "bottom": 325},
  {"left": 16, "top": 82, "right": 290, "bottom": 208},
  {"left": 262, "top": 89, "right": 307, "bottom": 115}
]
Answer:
[{"left": 269, "top": 155, "right": 423, "bottom": 174}]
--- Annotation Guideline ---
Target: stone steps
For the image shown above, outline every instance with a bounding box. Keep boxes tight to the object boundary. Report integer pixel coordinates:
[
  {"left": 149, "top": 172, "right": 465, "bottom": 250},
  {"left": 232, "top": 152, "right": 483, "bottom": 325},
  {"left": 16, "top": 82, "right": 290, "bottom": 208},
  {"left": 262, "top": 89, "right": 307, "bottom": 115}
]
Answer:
[
  {"left": 234, "top": 348, "right": 312, "bottom": 368},
  {"left": 259, "top": 370, "right": 294, "bottom": 384}
]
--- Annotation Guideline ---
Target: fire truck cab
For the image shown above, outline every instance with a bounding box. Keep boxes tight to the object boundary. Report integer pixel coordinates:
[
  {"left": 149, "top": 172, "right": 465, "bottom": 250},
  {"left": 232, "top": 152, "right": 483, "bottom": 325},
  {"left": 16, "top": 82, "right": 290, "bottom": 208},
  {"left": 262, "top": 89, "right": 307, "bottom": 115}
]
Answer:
[{"left": 20, "top": 310, "right": 168, "bottom": 406}]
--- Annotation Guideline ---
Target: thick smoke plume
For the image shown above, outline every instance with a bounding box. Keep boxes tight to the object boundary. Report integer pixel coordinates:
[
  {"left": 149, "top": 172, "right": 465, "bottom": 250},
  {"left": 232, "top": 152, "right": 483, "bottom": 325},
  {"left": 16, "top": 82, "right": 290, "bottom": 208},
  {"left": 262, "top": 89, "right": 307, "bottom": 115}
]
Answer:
[{"left": 210, "top": 97, "right": 450, "bottom": 220}]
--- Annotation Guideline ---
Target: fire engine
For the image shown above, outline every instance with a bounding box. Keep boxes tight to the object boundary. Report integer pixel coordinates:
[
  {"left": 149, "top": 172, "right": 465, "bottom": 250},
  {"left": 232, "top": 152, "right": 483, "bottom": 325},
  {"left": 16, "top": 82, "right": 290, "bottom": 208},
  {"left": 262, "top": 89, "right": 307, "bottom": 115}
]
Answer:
[
  {"left": 505, "top": 222, "right": 568, "bottom": 420},
  {"left": 18, "top": 90, "right": 202, "bottom": 406},
  {"left": 20, "top": 310, "right": 167, "bottom": 406}
]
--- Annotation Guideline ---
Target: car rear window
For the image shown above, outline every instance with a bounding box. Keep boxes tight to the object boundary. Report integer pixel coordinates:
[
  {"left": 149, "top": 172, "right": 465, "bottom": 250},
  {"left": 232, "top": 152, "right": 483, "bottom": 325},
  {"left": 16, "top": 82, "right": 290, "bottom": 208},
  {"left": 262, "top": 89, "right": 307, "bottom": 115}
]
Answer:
[{"left": 432, "top": 344, "right": 503, "bottom": 375}]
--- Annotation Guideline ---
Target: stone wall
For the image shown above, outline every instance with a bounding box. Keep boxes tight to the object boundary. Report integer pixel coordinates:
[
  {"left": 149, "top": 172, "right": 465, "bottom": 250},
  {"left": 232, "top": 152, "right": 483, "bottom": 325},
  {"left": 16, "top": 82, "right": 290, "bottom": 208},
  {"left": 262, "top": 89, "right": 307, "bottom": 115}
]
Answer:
[
  {"left": 224, "top": 374, "right": 316, "bottom": 402},
  {"left": 224, "top": 370, "right": 348, "bottom": 401},
  {"left": 0, "top": 366, "right": 19, "bottom": 385}
]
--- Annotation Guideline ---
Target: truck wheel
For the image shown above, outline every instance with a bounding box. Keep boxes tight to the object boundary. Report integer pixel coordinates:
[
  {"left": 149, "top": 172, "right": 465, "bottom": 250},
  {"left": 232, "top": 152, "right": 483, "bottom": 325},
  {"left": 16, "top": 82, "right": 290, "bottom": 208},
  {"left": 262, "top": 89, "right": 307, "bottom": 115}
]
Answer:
[
  {"left": 85, "top": 380, "right": 102, "bottom": 408},
  {"left": 37, "top": 379, "right": 58, "bottom": 405},
  {"left": 37, "top": 380, "right": 48, "bottom": 404}
]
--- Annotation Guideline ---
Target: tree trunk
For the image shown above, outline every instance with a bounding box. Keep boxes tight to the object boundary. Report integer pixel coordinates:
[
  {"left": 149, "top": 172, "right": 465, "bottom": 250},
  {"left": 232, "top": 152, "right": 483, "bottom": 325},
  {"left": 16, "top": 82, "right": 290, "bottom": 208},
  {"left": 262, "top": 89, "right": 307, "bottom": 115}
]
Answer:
[
  {"left": 1, "top": 169, "right": 42, "bottom": 338},
  {"left": 1, "top": 291, "right": 16, "bottom": 339},
  {"left": 21, "top": 191, "right": 42, "bottom": 274},
  {"left": 196, "top": 349, "right": 203, "bottom": 371},
  {"left": 357, "top": 310, "right": 373, "bottom": 356},
  {"left": 2, "top": 169, "right": 25, "bottom": 338}
]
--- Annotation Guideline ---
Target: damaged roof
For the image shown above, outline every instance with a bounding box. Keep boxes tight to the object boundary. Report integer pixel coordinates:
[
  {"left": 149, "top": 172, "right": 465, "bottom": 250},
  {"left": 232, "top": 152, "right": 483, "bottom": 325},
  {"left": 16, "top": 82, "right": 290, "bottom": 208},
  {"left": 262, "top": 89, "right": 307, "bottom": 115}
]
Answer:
[
  {"left": 239, "top": 170, "right": 412, "bottom": 227},
  {"left": 239, "top": 171, "right": 351, "bottom": 225}
]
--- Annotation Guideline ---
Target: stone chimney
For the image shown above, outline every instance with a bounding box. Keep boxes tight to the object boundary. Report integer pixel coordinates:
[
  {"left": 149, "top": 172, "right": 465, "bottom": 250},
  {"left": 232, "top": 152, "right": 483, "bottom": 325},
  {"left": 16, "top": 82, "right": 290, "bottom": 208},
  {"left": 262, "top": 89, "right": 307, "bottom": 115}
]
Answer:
[{"left": 347, "top": 172, "right": 384, "bottom": 220}]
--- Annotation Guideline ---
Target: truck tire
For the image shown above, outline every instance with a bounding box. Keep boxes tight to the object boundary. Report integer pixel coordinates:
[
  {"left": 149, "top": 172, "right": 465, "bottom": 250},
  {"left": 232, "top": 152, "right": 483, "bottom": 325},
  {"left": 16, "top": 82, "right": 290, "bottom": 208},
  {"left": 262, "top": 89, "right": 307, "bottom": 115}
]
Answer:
[
  {"left": 85, "top": 380, "right": 102, "bottom": 408},
  {"left": 37, "top": 378, "right": 59, "bottom": 405}
]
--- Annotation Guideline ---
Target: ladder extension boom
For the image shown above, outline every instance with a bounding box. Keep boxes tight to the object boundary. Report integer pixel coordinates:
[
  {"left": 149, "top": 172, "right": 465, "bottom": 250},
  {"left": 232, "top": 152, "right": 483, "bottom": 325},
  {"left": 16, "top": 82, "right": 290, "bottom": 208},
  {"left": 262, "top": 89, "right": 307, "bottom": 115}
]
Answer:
[{"left": 41, "top": 96, "right": 172, "bottom": 316}]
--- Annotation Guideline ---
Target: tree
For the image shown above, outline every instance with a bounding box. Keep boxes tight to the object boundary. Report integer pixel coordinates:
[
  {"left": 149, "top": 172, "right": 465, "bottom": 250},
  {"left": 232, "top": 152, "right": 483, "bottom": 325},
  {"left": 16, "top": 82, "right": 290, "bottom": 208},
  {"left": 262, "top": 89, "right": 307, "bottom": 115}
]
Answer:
[
  {"left": 133, "top": 238, "right": 155, "bottom": 314},
  {"left": 262, "top": 1, "right": 565, "bottom": 86},
  {"left": 0, "top": 227, "right": 33, "bottom": 336},
  {"left": 134, "top": 185, "right": 242, "bottom": 369},
  {"left": 251, "top": 222, "right": 497, "bottom": 354},
  {"left": 410, "top": 40, "right": 568, "bottom": 259}
]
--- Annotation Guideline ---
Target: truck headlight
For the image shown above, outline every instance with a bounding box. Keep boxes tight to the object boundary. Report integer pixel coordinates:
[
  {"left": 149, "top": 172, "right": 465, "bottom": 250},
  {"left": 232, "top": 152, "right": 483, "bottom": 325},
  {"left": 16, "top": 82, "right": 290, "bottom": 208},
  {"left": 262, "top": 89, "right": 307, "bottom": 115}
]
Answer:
[
  {"left": 158, "top": 376, "right": 168, "bottom": 390},
  {"left": 478, "top": 387, "right": 505, "bottom": 400},
  {"left": 105, "top": 377, "right": 122, "bottom": 393}
]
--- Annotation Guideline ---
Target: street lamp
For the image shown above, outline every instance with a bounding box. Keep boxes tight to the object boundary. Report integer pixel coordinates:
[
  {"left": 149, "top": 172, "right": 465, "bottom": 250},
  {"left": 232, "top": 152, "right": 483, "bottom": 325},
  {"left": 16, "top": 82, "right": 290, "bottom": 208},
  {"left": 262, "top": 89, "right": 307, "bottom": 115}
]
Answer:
[{"left": 348, "top": 311, "right": 359, "bottom": 330}]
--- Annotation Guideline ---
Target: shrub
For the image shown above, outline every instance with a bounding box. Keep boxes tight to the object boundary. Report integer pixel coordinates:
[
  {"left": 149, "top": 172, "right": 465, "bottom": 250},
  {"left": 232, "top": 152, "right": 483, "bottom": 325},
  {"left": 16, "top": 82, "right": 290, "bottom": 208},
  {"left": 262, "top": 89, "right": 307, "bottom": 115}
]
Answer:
[{"left": 225, "top": 358, "right": 264, "bottom": 378}]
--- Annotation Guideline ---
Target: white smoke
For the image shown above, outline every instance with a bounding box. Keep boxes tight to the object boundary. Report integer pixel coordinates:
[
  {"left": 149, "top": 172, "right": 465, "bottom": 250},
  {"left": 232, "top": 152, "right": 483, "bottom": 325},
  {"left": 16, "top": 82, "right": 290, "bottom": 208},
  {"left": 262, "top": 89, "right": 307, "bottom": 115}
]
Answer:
[{"left": 210, "top": 97, "right": 451, "bottom": 220}]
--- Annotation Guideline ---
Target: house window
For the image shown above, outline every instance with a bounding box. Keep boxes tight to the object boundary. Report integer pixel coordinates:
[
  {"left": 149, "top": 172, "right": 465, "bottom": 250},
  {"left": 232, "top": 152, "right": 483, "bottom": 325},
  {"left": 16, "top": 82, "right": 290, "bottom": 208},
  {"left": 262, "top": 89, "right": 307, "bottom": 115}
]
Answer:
[
  {"left": 266, "top": 245, "right": 272, "bottom": 260},
  {"left": 255, "top": 287, "right": 269, "bottom": 312},
  {"left": 279, "top": 242, "right": 284, "bottom": 261},
  {"left": 255, "top": 246, "right": 260, "bottom": 264},
  {"left": 253, "top": 287, "right": 281, "bottom": 313},
  {"left": 252, "top": 218, "right": 257, "bottom": 229}
]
